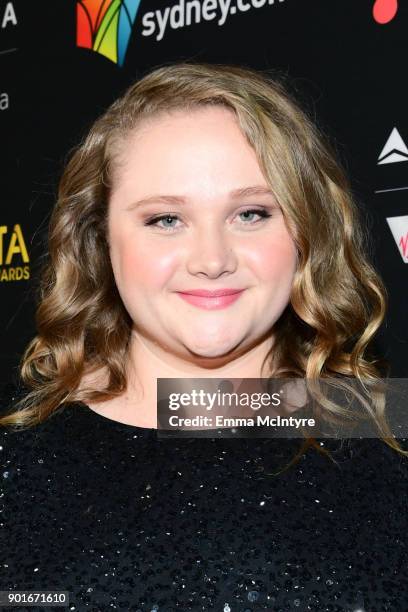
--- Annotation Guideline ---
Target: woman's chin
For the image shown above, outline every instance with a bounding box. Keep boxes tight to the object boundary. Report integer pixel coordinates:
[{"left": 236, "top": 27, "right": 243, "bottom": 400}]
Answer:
[{"left": 184, "top": 335, "right": 242, "bottom": 361}]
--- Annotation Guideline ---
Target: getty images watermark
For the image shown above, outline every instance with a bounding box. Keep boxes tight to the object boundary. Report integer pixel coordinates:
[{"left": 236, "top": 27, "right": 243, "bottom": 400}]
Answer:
[
  {"left": 156, "top": 377, "right": 408, "bottom": 438},
  {"left": 166, "top": 385, "right": 315, "bottom": 429}
]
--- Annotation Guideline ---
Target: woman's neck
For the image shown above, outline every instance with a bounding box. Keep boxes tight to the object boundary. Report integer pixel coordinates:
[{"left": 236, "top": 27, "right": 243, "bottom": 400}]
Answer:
[{"left": 84, "top": 330, "right": 274, "bottom": 428}]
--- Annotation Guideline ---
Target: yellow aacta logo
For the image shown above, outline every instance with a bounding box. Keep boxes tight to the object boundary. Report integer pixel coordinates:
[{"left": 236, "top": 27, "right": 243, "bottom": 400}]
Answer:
[{"left": 0, "top": 224, "right": 29, "bottom": 265}]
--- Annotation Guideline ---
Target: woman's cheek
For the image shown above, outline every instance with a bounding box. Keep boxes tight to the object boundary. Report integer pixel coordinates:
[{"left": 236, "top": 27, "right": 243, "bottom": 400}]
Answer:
[
  {"left": 123, "top": 242, "right": 180, "bottom": 289},
  {"left": 244, "top": 233, "right": 297, "bottom": 282}
]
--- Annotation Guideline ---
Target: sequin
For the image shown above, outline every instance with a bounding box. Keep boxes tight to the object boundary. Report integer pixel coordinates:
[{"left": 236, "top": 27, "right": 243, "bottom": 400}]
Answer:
[
  {"left": 1, "top": 397, "right": 407, "bottom": 611},
  {"left": 247, "top": 591, "right": 259, "bottom": 602}
]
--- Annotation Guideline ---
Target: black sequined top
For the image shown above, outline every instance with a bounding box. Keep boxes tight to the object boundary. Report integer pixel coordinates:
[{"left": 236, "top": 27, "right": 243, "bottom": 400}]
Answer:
[{"left": 1, "top": 394, "right": 407, "bottom": 612}]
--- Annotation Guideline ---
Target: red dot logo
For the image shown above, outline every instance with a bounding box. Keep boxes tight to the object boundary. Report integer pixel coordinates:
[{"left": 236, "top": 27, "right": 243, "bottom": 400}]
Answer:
[{"left": 373, "top": 0, "right": 398, "bottom": 24}]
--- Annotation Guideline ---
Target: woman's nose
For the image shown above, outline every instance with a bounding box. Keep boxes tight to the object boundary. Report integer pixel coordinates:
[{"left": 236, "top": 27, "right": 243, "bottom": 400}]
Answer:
[{"left": 186, "top": 225, "right": 238, "bottom": 278}]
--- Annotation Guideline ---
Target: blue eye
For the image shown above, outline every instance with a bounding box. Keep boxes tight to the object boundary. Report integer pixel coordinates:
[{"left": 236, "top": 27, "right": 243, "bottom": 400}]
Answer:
[
  {"left": 144, "top": 214, "right": 180, "bottom": 230},
  {"left": 143, "top": 208, "right": 273, "bottom": 231},
  {"left": 238, "top": 209, "right": 270, "bottom": 223}
]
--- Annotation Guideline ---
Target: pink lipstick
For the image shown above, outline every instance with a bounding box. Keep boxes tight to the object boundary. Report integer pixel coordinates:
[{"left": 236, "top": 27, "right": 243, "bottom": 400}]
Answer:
[{"left": 176, "top": 288, "right": 245, "bottom": 310}]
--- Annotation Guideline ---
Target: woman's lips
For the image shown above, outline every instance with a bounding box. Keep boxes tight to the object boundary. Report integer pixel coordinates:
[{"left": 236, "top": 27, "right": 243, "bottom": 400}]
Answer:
[{"left": 176, "top": 290, "right": 245, "bottom": 310}]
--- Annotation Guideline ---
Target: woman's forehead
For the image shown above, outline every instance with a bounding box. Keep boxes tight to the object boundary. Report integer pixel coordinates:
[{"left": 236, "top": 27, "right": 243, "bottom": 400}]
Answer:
[{"left": 108, "top": 107, "right": 265, "bottom": 194}]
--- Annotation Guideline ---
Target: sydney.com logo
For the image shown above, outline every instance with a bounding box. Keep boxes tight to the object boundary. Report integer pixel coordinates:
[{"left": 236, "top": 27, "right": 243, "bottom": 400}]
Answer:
[
  {"left": 76, "top": 0, "right": 141, "bottom": 66},
  {"left": 76, "top": 0, "right": 286, "bottom": 66}
]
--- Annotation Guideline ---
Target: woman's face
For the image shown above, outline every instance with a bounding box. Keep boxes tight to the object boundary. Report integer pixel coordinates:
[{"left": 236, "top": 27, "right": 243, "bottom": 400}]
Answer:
[{"left": 107, "top": 105, "right": 298, "bottom": 361}]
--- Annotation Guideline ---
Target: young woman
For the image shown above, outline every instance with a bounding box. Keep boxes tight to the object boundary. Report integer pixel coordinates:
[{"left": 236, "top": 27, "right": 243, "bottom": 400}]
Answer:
[{"left": 1, "top": 62, "right": 407, "bottom": 611}]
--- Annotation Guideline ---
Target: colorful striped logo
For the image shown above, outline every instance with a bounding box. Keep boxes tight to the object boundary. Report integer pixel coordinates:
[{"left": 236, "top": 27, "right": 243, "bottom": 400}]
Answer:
[{"left": 76, "top": 0, "right": 141, "bottom": 66}]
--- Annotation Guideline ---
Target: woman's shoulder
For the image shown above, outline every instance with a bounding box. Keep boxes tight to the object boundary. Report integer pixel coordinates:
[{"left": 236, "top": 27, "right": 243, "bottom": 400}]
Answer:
[
  {"left": 0, "top": 380, "right": 84, "bottom": 450},
  {"left": 0, "top": 379, "right": 28, "bottom": 427},
  {"left": 334, "top": 437, "right": 408, "bottom": 479}
]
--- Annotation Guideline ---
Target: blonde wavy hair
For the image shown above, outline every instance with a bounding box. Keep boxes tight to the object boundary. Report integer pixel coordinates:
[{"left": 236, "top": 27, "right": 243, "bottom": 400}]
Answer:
[{"left": 1, "top": 61, "right": 406, "bottom": 462}]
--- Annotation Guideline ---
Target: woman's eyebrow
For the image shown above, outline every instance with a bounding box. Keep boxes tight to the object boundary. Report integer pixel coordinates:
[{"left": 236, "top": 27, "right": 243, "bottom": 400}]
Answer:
[{"left": 126, "top": 185, "right": 275, "bottom": 210}]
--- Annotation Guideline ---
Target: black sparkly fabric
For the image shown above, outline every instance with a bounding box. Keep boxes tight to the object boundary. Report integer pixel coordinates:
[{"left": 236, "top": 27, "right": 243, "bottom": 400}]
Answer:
[{"left": 1, "top": 393, "right": 407, "bottom": 612}]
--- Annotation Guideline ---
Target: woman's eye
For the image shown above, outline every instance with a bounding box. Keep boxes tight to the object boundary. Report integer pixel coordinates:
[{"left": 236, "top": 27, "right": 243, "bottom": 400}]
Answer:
[
  {"left": 237, "top": 208, "right": 272, "bottom": 224},
  {"left": 144, "top": 214, "right": 181, "bottom": 230},
  {"left": 143, "top": 208, "right": 273, "bottom": 231}
]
